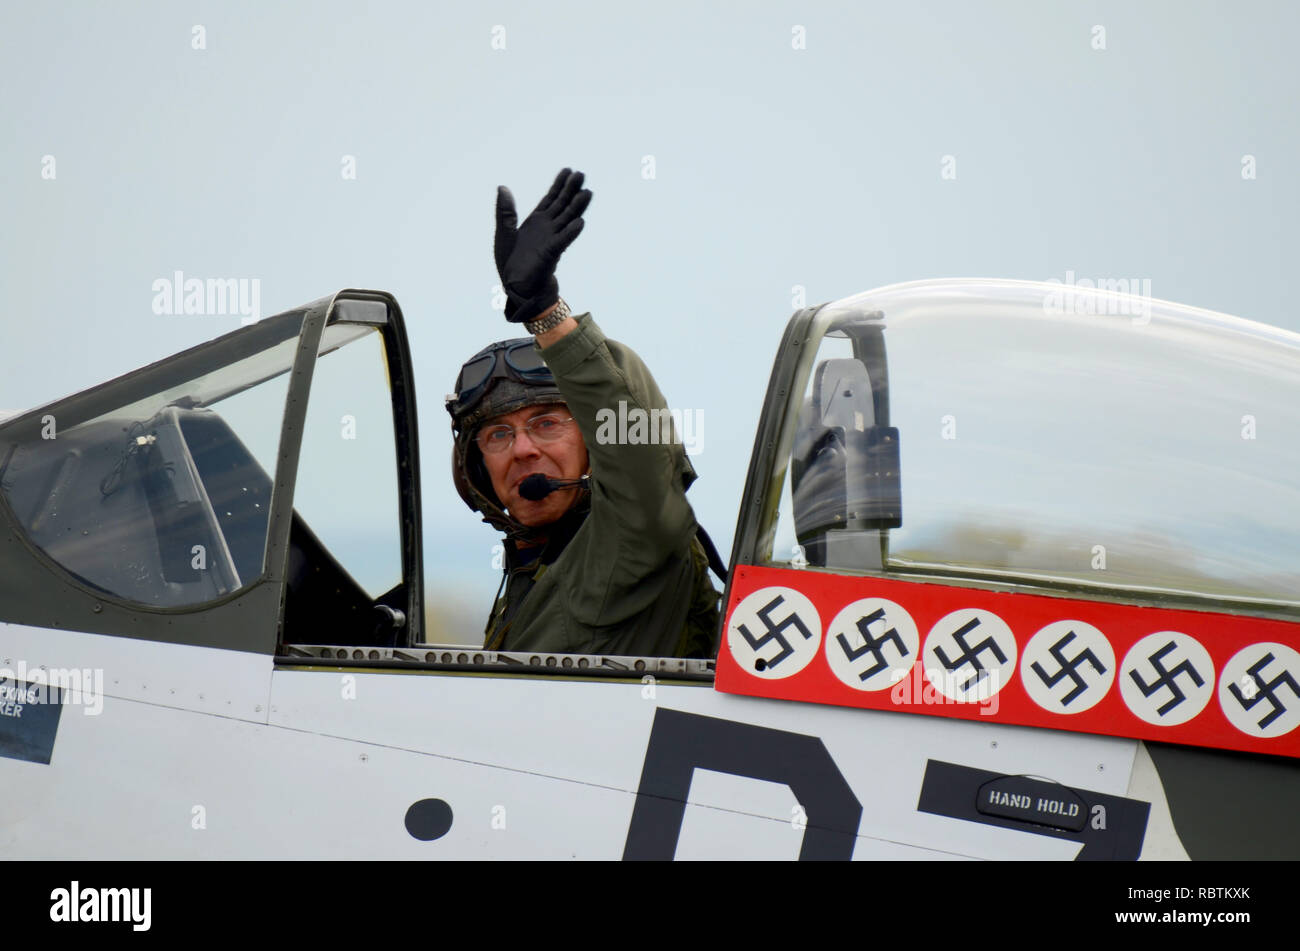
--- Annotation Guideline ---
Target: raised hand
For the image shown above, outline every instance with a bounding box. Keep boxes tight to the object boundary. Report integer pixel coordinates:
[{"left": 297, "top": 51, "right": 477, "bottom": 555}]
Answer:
[{"left": 494, "top": 168, "right": 592, "bottom": 323}]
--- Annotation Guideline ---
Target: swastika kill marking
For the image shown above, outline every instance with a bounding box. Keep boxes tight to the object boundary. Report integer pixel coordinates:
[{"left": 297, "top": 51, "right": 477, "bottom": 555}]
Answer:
[
  {"left": 727, "top": 587, "right": 821, "bottom": 680},
  {"left": 922, "top": 609, "right": 1017, "bottom": 703},
  {"left": 824, "top": 598, "right": 919, "bottom": 692},
  {"left": 1120, "top": 632, "right": 1213, "bottom": 727},
  {"left": 1219, "top": 643, "right": 1300, "bottom": 739},
  {"left": 1021, "top": 620, "right": 1115, "bottom": 714}
]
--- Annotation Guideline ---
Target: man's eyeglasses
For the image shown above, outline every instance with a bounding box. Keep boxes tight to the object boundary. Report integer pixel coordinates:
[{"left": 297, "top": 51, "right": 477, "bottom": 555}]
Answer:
[{"left": 476, "top": 413, "right": 575, "bottom": 454}]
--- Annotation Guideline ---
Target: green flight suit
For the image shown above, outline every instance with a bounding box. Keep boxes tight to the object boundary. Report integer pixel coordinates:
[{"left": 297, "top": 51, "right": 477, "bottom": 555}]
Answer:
[{"left": 483, "top": 313, "right": 720, "bottom": 657}]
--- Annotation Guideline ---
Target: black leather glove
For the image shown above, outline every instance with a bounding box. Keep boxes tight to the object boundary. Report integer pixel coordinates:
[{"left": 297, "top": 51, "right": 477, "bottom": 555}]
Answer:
[{"left": 494, "top": 168, "right": 592, "bottom": 323}]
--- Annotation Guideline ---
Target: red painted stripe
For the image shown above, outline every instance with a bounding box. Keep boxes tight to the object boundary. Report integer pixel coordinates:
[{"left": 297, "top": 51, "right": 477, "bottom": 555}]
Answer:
[{"left": 715, "top": 564, "right": 1300, "bottom": 758}]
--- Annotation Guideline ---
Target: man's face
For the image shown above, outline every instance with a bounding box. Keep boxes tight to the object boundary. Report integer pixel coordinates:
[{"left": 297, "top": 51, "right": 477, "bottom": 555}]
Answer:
[{"left": 479, "top": 403, "right": 589, "bottom": 528}]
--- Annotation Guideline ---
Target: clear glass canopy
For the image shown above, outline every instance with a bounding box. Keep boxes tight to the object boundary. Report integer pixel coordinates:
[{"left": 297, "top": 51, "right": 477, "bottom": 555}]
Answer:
[{"left": 767, "top": 279, "right": 1300, "bottom": 613}]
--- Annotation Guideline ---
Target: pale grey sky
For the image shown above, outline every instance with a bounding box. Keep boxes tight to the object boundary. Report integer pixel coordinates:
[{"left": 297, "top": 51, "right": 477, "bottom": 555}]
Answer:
[{"left": 3, "top": 2, "right": 1297, "bottom": 630}]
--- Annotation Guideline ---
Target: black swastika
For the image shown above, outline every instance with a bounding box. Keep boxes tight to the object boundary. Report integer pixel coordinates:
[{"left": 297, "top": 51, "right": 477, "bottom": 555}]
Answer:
[
  {"left": 836, "top": 608, "right": 909, "bottom": 682},
  {"left": 933, "top": 617, "right": 1007, "bottom": 691},
  {"left": 1227, "top": 652, "right": 1300, "bottom": 730},
  {"left": 1030, "top": 631, "right": 1108, "bottom": 706},
  {"left": 1129, "top": 641, "right": 1204, "bottom": 716},
  {"left": 736, "top": 595, "right": 814, "bottom": 671}
]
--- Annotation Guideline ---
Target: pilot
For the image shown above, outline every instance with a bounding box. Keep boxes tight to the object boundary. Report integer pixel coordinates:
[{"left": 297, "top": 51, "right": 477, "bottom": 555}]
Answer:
[{"left": 446, "top": 168, "right": 720, "bottom": 657}]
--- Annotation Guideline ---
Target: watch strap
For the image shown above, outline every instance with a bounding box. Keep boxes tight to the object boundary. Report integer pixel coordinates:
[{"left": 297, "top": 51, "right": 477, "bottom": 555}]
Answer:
[{"left": 525, "top": 298, "right": 571, "bottom": 335}]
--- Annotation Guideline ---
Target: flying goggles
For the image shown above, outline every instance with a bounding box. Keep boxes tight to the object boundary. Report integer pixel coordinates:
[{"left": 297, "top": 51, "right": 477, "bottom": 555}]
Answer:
[{"left": 446, "top": 338, "right": 554, "bottom": 421}]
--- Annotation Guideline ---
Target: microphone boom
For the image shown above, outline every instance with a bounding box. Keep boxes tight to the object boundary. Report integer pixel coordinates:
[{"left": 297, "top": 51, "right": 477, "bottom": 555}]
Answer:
[{"left": 519, "top": 473, "right": 589, "bottom": 501}]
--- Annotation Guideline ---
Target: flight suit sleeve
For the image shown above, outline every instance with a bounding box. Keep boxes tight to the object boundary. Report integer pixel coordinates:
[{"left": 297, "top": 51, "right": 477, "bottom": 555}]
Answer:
[{"left": 538, "top": 313, "right": 699, "bottom": 627}]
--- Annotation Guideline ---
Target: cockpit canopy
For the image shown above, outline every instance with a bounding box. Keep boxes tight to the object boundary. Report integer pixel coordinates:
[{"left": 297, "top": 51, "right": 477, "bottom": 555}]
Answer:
[
  {"left": 761, "top": 279, "right": 1300, "bottom": 617},
  {"left": 0, "top": 292, "right": 417, "bottom": 652}
]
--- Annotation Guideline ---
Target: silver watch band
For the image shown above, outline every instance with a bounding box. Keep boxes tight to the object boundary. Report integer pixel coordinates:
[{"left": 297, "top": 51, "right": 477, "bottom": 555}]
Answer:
[{"left": 525, "top": 298, "right": 571, "bottom": 335}]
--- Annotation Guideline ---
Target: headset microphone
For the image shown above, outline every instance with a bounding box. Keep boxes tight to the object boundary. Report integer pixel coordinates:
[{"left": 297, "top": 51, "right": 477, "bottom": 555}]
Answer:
[{"left": 518, "top": 473, "right": 590, "bottom": 502}]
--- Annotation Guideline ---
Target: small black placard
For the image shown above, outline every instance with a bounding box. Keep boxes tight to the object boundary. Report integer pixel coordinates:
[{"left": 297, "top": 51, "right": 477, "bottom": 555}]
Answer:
[
  {"left": 917, "top": 760, "right": 1150, "bottom": 860},
  {"left": 0, "top": 679, "right": 63, "bottom": 765}
]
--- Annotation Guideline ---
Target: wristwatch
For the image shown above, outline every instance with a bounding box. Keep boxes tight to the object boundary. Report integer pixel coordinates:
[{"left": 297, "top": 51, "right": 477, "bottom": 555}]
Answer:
[{"left": 525, "top": 297, "right": 571, "bottom": 336}]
